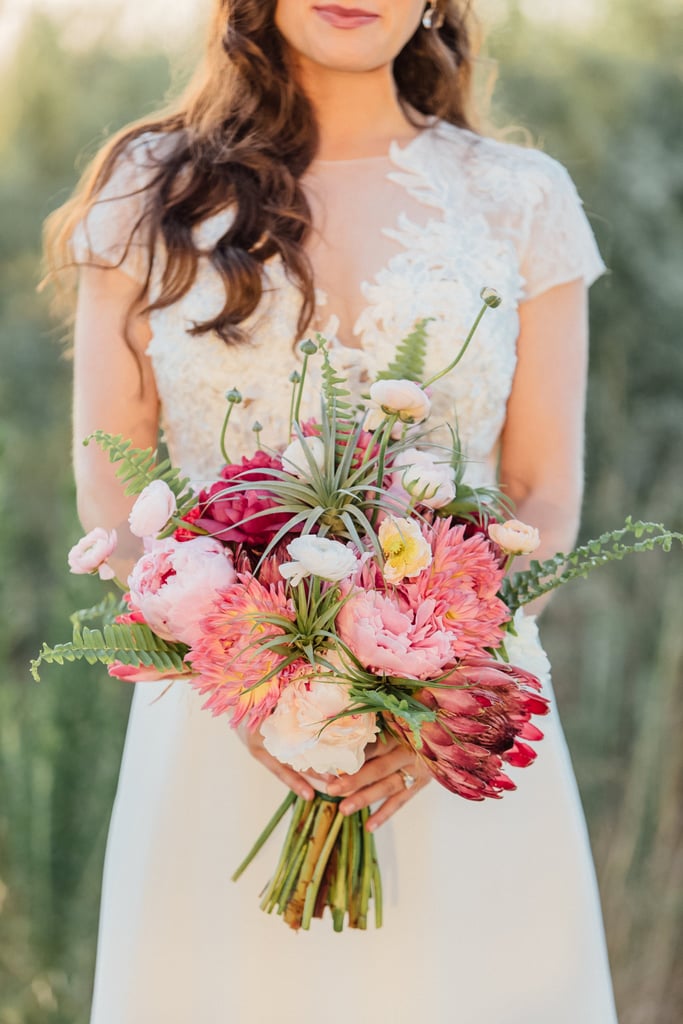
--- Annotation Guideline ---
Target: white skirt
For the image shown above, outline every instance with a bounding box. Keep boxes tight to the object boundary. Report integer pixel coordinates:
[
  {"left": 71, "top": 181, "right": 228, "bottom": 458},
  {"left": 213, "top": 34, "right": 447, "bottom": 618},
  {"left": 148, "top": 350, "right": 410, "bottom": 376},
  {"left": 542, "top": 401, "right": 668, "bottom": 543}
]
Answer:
[{"left": 89, "top": 639, "right": 618, "bottom": 1024}]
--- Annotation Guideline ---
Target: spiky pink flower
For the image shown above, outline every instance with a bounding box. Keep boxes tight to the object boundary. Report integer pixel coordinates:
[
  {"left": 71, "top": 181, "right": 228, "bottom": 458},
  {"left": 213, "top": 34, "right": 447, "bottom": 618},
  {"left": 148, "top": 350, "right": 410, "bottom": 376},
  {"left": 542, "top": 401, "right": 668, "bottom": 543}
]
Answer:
[
  {"left": 402, "top": 519, "right": 510, "bottom": 658},
  {"left": 336, "top": 519, "right": 509, "bottom": 678},
  {"left": 389, "top": 658, "right": 550, "bottom": 801},
  {"left": 189, "top": 575, "right": 298, "bottom": 730}
]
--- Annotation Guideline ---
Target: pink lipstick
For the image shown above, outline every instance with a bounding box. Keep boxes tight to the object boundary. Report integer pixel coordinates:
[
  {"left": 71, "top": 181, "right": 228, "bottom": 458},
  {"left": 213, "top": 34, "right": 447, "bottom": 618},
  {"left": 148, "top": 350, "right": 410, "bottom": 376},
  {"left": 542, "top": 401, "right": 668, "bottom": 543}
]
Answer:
[{"left": 313, "top": 5, "right": 379, "bottom": 29}]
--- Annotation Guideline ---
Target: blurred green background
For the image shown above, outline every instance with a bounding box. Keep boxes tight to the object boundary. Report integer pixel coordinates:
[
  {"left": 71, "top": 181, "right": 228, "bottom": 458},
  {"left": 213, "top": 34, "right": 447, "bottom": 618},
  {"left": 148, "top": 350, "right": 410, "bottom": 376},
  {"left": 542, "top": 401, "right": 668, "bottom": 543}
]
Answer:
[{"left": 0, "top": 1, "right": 681, "bottom": 1021}]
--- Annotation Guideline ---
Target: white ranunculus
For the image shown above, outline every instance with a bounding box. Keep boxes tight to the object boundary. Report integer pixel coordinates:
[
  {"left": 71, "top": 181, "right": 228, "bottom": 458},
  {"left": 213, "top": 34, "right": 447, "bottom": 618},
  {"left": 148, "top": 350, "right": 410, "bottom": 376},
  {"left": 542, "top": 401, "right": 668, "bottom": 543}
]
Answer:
[
  {"left": 488, "top": 519, "right": 541, "bottom": 556},
  {"left": 392, "top": 447, "right": 456, "bottom": 509},
  {"left": 365, "top": 379, "right": 431, "bottom": 431},
  {"left": 281, "top": 436, "right": 326, "bottom": 479},
  {"left": 279, "top": 535, "right": 358, "bottom": 587},
  {"left": 128, "top": 480, "right": 177, "bottom": 538},
  {"left": 261, "top": 673, "right": 378, "bottom": 776},
  {"left": 502, "top": 609, "right": 552, "bottom": 688}
]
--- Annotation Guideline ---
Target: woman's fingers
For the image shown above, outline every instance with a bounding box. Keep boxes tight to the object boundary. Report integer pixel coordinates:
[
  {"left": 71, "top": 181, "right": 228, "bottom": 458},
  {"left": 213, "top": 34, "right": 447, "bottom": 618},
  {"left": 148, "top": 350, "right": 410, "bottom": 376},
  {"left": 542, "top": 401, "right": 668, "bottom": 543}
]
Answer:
[
  {"left": 327, "top": 745, "right": 407, "bottom": 797},
  {"left": 246, "top": 732, "right": 316, "bottom": 800},
  {"left": 365, "top": 774, "right": 431, "bottom": 832}
]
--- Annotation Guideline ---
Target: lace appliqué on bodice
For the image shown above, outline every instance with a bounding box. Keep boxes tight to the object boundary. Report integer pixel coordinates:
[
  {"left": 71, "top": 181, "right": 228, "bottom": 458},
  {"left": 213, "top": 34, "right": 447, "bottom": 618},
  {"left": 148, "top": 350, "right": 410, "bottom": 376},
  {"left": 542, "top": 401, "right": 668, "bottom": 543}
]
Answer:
[{"left": 71, "top": 123, "right": 606, "bottom": 489}]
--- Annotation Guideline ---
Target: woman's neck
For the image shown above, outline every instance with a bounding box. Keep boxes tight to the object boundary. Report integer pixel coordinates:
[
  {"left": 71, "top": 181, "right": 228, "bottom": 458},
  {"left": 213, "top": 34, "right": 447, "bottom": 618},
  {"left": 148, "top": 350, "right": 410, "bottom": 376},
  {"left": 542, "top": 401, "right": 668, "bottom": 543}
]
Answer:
[{"left": 295, "top": 59, "right": 422, "bottom": 161}]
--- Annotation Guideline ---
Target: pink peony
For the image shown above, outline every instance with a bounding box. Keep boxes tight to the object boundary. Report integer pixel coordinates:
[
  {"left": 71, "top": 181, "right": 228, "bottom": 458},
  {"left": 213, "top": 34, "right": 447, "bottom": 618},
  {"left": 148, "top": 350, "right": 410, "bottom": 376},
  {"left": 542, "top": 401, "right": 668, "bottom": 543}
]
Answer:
[
  {"left": 336, "top": 519, "right": 509, "bottom": 679},
  {"left": 193, "top": 451, "right": 291, "bottom": 548},
  {"left": 260, "top": 661, "right": 379, "bottom": 775},
  {"left": 189, "top": 575, "right": 298, "bottom": 730},
  {"left": 68, "top": 527, "right": 117, "bottom": 581},
  {"left": 336, "top": 583, "right": 454, "bottom": 680},
  {"left": 127, "top": 536, "right": 237, "bottom": 646},
  {"left": 389, "top": 658, "right": 550, "bottom": 801}
]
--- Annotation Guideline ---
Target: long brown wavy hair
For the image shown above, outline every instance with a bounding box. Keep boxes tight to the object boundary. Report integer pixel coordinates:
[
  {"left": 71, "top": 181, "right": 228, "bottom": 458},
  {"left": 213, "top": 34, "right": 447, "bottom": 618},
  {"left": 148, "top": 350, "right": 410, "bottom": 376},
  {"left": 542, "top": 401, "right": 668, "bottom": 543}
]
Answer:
[{"left": 45, "top": 0, "right": 479, "bottom": 344}]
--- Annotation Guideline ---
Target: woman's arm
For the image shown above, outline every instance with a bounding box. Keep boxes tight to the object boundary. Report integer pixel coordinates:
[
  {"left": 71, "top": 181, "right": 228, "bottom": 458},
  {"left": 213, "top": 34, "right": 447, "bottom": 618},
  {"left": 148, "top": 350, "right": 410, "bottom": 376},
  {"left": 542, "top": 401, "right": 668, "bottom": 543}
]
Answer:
[
  {"left": 499, "top": 278, "right": 590, "bottom": 613},
  {"left": 73, "top": 266, "right": 159, "bottom": 575}
]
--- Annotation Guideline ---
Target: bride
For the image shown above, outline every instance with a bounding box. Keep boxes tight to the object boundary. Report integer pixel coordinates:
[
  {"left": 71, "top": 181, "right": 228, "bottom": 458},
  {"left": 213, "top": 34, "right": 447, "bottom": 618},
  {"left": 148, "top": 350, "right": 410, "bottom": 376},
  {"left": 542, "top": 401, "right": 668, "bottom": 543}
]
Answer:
[{"left": 46, "top": 1, "right": 619, "bottom": 1021}]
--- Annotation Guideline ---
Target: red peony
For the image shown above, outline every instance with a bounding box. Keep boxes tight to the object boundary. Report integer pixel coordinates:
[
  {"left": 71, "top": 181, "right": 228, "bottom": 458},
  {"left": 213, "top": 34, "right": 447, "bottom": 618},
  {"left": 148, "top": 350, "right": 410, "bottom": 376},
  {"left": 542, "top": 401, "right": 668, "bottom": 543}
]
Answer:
[{"left": 191, "top": 452, "right": 292, "bottom": 549}]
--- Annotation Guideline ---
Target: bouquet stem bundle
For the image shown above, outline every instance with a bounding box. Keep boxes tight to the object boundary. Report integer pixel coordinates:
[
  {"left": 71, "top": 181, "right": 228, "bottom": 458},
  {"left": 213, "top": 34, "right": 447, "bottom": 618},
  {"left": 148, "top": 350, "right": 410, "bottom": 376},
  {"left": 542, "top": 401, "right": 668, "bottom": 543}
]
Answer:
[{"left": 233, "top": 792, "right": 381, "bottom": 931}]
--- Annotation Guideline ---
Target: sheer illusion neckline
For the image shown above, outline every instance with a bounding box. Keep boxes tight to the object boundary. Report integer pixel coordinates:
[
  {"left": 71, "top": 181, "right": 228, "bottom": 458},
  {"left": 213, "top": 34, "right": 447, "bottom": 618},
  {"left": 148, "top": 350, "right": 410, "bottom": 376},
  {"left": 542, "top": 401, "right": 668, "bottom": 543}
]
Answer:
[{"left": 309, "top": 122, "right": 436, "bottom": 168}]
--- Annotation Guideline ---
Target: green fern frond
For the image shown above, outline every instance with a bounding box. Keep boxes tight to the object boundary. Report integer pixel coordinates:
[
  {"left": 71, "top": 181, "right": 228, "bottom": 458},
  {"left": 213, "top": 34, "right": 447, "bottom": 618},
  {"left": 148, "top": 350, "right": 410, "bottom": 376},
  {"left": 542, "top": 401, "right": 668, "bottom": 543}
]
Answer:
[
  {"left": 70, "top": 592, "right": 127, "bottom": 628},
  {"left": 376, "top": 319, "right": 432, "bottom": 383},
  {"left": 316, "top": 336, "right": 355, "bottom": 426},
  {"left": 31, "top": 622, "right": 189, "bottom": 681},
  {"left": 85, "top": 432, "right": 196, "bottom": 514},
  {"left": 501, "top": 518, "right": 683, "bottom": 611}
]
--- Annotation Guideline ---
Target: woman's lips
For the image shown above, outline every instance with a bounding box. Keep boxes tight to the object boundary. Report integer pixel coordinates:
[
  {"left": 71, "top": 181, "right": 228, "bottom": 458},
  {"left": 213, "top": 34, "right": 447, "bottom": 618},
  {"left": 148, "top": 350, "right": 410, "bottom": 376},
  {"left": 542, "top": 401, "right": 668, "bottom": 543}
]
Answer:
[{"left": 313, "top": 5, "right": 379, "bottom": 29}]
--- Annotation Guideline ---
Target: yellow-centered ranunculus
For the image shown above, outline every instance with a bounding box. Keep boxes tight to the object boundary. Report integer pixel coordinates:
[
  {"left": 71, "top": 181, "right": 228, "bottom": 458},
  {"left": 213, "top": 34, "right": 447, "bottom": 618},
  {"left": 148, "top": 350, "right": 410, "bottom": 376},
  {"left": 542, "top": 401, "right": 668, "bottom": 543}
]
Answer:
[{"left": 378, "top": 516, "right": 432, "bottom": 584}]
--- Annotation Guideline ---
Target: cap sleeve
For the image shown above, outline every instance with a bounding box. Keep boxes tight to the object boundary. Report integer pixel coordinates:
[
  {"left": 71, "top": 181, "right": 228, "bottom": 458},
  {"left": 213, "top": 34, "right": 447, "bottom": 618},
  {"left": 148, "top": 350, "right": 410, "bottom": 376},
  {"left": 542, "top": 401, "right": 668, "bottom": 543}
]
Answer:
[
  {"left": 519, "top": 154, "right": 607, "bottom": 301},
  {"left": 70, "top": 133, "right": 162, "bottom": 284}
]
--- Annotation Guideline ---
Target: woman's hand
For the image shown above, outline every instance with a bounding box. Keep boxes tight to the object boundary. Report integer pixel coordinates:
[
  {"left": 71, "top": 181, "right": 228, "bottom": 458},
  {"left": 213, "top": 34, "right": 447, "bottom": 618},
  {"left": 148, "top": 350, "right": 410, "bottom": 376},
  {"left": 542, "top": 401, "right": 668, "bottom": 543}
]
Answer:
[
  {"left": 239, "top": 724, "right": 333, "bottom": 803},
  {"left": 326, "top": 735, "right": 431, "bottom": 832}
]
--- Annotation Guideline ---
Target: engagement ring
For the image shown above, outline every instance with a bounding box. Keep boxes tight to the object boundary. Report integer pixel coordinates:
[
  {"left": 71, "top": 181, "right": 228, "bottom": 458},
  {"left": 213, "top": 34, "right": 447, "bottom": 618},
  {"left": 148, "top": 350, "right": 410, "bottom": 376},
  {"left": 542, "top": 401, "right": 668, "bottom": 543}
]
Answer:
[{"left": 399, "top": 768, "right": 417, "bottom": 791}]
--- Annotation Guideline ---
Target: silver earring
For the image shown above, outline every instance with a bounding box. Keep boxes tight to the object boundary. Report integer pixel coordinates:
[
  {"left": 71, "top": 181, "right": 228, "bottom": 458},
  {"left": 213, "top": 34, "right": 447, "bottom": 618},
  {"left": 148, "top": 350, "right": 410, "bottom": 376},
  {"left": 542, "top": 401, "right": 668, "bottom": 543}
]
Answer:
[{"left": 422, "top": 2, "right": 437, "bottom": 29}]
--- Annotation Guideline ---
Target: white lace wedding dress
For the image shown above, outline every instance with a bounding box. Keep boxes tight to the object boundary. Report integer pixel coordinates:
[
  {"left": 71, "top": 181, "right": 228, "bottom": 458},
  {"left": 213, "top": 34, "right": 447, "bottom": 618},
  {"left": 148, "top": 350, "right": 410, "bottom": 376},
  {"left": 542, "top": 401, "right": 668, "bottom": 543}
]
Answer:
[{"left": 74, "top": 121, "right": 619, "bottom": 1023}]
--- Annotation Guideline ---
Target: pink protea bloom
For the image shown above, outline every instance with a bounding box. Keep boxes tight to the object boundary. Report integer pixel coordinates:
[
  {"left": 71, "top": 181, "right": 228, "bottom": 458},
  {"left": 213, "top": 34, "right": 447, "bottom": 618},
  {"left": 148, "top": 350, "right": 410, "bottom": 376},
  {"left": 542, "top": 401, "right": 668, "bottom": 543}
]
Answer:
[
  {"left": 389, "top": 658, "right": 550, "bottom": 801},
  {"left": 127, "top": 537, "right": 237, "bottom": 646},
  {"left": 189, "top": 575, "right": 298, "bottom": 730}
]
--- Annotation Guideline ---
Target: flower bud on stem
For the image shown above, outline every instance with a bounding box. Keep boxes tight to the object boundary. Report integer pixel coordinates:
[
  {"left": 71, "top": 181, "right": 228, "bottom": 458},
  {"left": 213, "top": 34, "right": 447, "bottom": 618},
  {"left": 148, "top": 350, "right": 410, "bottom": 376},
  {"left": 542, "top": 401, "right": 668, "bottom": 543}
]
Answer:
[
  {"left": 423, "top": 288, "right": 500, "bottom": 389},
  {"left": 219, "top": 388, "right": 243, "bottom": 464}
]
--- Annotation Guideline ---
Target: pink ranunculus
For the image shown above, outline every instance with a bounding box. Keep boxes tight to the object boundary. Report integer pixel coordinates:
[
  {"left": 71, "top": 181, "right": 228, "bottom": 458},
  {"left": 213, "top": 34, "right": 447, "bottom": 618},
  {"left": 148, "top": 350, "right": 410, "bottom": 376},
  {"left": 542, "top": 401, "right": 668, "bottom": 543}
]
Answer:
[
  {"left": 193, "top": 451, "right": 291, "bottom": 549},
  {"left": 68, "top": 527, "right": 118, "bottom": 580},
  {"left": 127, "top": 536, "right": 237, "bottom": 646},
  {"left": 389, "top": 658, "right": 550, "bottom": 801},
  {"left": 128, "top": 480, "right": 177, "bottom": 538},
  {"left": 488, "top": 518, "right": 541, "bottom": 556}
]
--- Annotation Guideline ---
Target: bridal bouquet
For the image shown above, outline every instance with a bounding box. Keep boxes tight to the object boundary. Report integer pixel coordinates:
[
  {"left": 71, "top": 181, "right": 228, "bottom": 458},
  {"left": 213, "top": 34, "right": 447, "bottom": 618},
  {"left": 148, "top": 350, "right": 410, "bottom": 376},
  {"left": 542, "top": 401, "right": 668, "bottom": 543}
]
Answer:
[{"left": 33, "top": 289, "right": 681, "bottom": 932}]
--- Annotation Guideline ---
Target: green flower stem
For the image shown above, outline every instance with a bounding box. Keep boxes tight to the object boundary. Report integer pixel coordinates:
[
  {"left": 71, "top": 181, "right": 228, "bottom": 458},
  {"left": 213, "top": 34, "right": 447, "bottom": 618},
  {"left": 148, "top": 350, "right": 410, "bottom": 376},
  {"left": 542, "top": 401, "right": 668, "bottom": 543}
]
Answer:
[
  {"left": 423, "top": 298, "right": 490, "bottom": 389},
  {"left": 219, "top": 390, "right": 243, "bottom": 464},
  {"left": 285, "top": 798, "right": 337, "bottom": 929},
  {"left": 259, "top": 795, "right": 309, "bottom": 911},
  {"left": 231, "top": 789, "right": 296, "bottom": 882},
  {"left": 271, "top": 799, "right": 319, "bottom": 912},
  {"left": 293, "top": 342, "right": 317, "bottom": 428},
  {"left": 372, "top": 840, "right": 383, "bottom": 928},
  {"left": 371, "top": 414, "right": 398, "bottom": 529},
  {"left": 276, "top": 840, "right": 309, "bottom": 915},
  {"left": 358, "top": 807, "right": 373, "bottom": 928},
  {"left": 331, "top": 815, "right": 351, "bottom": 931},
  {"left": 301, "top": 808, "right": 345, "bottom": 929}
]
